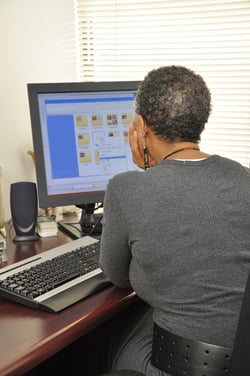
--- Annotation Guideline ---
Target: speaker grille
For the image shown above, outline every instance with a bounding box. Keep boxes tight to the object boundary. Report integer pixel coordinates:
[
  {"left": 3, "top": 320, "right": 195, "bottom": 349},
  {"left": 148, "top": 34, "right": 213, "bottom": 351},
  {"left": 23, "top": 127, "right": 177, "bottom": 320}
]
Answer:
[{"left": 10, "top": 181, "right": 38, "bottom": 241}]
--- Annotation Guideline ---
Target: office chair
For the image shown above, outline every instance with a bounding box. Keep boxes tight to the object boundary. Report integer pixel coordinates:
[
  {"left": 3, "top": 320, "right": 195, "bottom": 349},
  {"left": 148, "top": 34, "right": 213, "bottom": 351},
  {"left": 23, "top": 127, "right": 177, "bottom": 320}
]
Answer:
[{"left": 229, "top": 268, "right": 250, "bottom": 375}]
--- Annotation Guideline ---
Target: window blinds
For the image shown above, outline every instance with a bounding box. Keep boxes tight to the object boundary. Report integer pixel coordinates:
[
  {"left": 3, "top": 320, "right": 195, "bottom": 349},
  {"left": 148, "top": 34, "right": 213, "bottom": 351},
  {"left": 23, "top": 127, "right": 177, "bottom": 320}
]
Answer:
[{"left": 75, "top": 0, "right": 250, "bottom": 166}]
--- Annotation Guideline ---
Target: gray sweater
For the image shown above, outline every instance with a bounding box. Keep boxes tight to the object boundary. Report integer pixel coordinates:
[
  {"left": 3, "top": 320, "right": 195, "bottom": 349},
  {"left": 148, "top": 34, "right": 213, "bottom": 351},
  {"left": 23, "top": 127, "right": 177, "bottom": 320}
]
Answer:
[{"left": 99, "top": 155, "right": 250, "bottom": 374}]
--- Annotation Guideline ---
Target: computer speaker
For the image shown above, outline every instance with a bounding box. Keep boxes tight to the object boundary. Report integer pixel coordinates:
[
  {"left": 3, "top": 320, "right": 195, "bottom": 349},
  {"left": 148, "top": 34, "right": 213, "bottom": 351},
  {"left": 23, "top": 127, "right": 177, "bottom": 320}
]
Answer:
[{"left": 10, "top": 181, "right": 39, "bottom": 242}]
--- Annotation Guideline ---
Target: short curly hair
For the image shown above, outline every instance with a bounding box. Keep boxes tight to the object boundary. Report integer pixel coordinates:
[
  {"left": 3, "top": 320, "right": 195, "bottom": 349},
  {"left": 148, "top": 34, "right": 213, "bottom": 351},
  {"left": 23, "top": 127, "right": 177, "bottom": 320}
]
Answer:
[{"left": 135, "top": 65, "right": 212, "bottom": 142}]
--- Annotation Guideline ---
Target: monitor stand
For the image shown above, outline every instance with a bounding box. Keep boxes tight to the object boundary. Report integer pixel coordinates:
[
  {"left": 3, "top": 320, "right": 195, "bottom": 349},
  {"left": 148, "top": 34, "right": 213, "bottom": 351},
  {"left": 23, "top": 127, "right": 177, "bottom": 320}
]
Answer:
[{"left": 57, "top": 203, "right": 103, "bottom": 239}]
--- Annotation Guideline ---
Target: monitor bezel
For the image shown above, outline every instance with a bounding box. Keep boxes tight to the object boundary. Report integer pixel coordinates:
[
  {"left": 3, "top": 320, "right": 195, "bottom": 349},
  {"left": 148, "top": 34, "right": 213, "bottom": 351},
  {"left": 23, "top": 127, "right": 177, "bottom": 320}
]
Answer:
[{"left": 27, "top": 80, "right": 140, "bottom": 209}]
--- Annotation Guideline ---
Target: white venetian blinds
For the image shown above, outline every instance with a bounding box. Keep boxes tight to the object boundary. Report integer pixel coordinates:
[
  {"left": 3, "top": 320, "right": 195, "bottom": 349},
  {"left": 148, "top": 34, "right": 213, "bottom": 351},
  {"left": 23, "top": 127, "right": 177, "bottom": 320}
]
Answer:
[{"left": 75, "top": 0, "right": 250, "bottom": 166}]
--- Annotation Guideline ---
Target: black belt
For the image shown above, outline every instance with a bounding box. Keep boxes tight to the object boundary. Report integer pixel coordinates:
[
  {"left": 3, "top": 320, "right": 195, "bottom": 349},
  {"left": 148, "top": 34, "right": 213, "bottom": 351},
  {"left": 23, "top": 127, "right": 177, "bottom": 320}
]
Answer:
[{"left": 151, "top": 323, "right": 232, "bottom": 376}]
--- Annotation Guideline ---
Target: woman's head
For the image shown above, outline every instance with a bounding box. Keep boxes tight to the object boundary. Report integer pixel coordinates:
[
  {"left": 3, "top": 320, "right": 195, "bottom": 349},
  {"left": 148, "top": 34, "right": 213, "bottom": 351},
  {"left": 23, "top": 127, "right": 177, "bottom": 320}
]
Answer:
[{"left": 135, "top": 65, "right": 211, "bottom": 142}]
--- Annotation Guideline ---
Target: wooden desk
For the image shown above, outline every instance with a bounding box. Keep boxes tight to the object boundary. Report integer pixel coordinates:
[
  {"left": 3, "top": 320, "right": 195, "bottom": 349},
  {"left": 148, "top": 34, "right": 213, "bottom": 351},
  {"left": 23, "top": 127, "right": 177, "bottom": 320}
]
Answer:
[{"left": 0, "top": 222, "right": 137, "bottom": 376}]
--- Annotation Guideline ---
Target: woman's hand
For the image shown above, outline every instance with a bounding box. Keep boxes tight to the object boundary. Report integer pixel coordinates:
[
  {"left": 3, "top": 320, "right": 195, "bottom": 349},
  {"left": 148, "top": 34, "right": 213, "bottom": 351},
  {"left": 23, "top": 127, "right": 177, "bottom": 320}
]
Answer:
[
  {"left": 129, "top": 121, "right": 144, "bottom": 169},
  {"left": 129, "top": 121, "right": 156, "bottom": 169}
]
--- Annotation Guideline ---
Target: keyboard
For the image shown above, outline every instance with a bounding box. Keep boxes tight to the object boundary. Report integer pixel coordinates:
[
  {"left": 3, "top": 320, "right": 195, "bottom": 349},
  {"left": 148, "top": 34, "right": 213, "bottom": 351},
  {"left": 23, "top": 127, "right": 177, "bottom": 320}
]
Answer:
[{"left": 0, "top": 236, "right": 111, "bottom": 313}]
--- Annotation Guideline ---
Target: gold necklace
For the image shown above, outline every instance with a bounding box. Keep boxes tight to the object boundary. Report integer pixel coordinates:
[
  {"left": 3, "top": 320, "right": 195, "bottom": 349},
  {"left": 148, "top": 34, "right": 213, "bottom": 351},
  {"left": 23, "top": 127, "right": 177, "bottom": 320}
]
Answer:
[{"left": 162, "top": 147, "right": 200, "bottom": 160}]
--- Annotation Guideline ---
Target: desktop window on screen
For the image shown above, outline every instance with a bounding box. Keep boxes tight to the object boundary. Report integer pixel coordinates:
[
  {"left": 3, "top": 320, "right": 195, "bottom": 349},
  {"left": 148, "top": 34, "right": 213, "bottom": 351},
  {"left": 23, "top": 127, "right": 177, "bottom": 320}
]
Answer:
[{"left": 38, "top": 89, "right": 139, "bottom": 198}]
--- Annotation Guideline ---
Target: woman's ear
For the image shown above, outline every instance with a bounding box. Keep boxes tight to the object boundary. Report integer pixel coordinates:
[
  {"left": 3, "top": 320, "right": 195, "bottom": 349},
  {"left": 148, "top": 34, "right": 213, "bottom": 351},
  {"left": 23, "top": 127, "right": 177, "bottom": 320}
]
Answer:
[{"left": 138, "top": 115, "right": 148, "bottom": 136}]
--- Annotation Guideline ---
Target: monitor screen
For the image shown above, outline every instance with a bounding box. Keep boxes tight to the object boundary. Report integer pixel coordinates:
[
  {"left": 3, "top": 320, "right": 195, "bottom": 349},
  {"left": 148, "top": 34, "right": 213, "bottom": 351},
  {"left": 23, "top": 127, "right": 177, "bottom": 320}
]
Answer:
[{"left": 27, "top": 81, "right": 140, "bottom": 238}]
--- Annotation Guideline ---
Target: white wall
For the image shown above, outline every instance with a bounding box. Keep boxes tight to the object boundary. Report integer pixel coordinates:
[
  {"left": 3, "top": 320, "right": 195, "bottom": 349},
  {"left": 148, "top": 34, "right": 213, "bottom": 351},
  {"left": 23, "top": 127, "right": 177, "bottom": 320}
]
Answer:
[{"left": 0, "top": 0, "right": 76, "bottom": 221}]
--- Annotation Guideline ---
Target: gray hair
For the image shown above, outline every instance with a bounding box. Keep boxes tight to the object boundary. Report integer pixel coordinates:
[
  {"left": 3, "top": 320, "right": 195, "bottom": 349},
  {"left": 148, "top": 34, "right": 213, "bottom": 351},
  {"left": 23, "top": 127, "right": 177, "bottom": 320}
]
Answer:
[{"left": 135, "top": 65, "right": 211, "bottom": 142}]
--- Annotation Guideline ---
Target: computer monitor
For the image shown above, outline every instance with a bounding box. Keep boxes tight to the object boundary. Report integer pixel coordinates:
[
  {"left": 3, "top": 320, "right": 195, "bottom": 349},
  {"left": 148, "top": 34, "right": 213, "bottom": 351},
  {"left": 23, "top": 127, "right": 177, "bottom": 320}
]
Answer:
[{"left": 27, "top": 80, "right": 140, "bottom": 238}]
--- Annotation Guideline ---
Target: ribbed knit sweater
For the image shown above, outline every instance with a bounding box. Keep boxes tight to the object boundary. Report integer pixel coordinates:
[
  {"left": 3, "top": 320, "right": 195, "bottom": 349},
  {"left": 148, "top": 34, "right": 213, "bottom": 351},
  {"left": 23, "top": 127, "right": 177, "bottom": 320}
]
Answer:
[{"left": 99, "top": 155, "right": 250, "bottom": 375}]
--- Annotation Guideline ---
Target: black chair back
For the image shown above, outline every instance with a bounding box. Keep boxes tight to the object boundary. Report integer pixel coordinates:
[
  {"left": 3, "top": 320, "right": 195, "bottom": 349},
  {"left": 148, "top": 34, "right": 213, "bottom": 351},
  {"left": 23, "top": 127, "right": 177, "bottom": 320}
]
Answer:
[{"left": 229, "top": 269, "right": 250, "bottom": 375}]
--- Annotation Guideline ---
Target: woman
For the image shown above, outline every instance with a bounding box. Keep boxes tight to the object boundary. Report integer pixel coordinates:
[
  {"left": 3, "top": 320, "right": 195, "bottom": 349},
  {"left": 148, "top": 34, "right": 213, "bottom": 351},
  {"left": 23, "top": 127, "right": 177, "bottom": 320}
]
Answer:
[{"left": 98, "top": 66, "right": 250, "bottom": 376}]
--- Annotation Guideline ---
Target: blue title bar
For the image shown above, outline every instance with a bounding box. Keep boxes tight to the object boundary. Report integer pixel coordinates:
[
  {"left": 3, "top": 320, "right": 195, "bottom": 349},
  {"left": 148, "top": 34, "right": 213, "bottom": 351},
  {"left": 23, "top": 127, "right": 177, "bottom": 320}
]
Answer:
[{"left": 45, "top": 96, "right": 135, "bottom": 104}]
